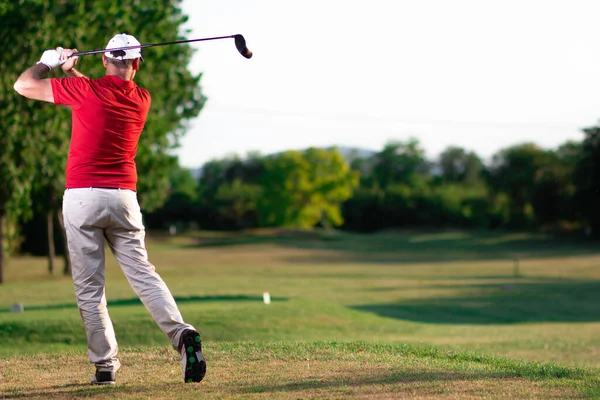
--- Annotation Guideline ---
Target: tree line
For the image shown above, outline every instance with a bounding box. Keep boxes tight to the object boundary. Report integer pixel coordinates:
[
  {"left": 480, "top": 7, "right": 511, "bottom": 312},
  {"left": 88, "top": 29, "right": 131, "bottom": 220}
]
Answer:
[
  {"left": 16, "top": 125, "right": 600, "bottom": 273},
  {"left": 142, "top": 125, "right": 600, "bottom": 237}
]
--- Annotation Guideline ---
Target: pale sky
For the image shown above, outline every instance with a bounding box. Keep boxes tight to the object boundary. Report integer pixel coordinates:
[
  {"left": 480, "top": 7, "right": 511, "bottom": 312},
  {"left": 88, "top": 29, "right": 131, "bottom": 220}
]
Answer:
[{"left": 174, "top": 0, "right": 600, "bottom": 168}]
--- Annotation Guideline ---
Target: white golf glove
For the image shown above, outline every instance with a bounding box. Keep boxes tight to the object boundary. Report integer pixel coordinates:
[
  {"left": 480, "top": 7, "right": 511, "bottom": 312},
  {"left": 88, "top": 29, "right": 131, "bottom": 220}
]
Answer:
[{"left": 37, "top": 47, "right": 65, "bottom": 69}]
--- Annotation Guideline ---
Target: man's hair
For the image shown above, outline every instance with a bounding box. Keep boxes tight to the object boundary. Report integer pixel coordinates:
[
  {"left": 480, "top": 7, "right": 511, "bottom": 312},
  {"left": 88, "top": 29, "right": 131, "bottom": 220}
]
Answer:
[{"left": 106, "top": 55, "right": 136, "bottom": 69}]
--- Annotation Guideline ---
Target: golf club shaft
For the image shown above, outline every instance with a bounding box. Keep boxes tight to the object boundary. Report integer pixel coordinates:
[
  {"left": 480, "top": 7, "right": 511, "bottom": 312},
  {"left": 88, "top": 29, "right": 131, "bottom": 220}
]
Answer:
[{"left": 72, "top": 35, "right": 237, "bottom": 57}]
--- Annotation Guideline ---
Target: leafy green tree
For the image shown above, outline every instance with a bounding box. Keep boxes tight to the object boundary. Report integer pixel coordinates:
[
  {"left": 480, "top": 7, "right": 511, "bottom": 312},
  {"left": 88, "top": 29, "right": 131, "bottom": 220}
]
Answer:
[
  {"left": 223, "top": 152, "right": 266, "bottom": 184},
  {"left": 0, "top": 0, "right": 205, "bottom": 282},
  {"left": 532, "top": 142, "right": 580, "bottom": 227},
  {"left": 372, "top": 139, "right": 427, "bottom": 188},
  {"left": 29, "top": 115, "right": 72, "bottom": 275},
  {"left": 201, "top": 152, "right": 265, "bottom": 229},
  {"left": 194, "top": 153, "right": 267, "bottom": 230},
  {"left": 554, "top": 141, "right": 582, "bottom": 224},
  {"left": 487, "top": 143, "right": 549, "bottom": 228},
  {"left": 197, "top": 158, "right": 236, "bottom": 200},
  {"left": 259, "top": 148, "right": 359, "bottom": 228},
  {"left": 574, "top": 126, "right": 600, "bottom": 234},
  {"left": 214, "top": 179, "right": 263, "bottom": 229},
  {"left": 169, "top": 163, "right": 199, "bottom": 201},
  {"left": 439, "top": 146, "right": 484, "bottom": 184},
  {"left": 145, "top": 162, "right": 199, "bottom": 231},
  {"left": 0, "top": 0, "right": 63, "bottom": 283}
]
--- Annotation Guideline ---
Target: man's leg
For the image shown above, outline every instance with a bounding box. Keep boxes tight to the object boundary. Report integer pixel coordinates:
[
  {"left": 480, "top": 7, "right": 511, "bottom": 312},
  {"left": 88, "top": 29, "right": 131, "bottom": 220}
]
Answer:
[
  {"left": 103, "top": 189, "right": 196, "bottom": 350},
  {"left": 62, "top": 189, "right": 121, "bottom": 374}
]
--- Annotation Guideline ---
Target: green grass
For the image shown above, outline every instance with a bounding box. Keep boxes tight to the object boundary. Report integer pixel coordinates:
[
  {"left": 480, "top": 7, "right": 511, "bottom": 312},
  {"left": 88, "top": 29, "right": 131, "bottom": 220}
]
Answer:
[
  {"left": 1, "top": 342, "right": 598, "bottom": 399},
  {"left": 1, "top": 229, "right": 600, "bottom": 397}
]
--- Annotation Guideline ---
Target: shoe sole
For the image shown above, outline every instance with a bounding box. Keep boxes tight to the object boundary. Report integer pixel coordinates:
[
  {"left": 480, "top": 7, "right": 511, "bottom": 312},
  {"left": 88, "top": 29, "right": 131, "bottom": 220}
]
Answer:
[
  {"left": 91, "top": 380, "right": 116, "bottom": 385},
  {"left": 183, "top": 331, "right": 206, "bottom": 383}
]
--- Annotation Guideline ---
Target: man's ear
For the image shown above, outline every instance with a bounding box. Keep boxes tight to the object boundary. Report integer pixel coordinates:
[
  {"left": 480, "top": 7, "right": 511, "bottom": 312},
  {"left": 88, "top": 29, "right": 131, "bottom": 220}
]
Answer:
[
  {"left": 133, "top": 58, "right": 140, "bottom": 71},
  {"left": 102, "top": 55, "right": 108, "bottom": 68}
]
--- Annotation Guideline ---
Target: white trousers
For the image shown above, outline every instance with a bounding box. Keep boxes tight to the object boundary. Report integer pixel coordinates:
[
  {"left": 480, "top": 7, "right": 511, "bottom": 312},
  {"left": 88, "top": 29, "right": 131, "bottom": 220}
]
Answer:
[{"left": 62, "top": 188, "right": 196, "bottom": 372}]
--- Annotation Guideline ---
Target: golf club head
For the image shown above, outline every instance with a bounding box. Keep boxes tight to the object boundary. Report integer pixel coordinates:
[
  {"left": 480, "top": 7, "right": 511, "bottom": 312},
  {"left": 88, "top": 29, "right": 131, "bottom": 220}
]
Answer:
[{"left": 234, "top": 34, "right": 252, "bottom": 59}]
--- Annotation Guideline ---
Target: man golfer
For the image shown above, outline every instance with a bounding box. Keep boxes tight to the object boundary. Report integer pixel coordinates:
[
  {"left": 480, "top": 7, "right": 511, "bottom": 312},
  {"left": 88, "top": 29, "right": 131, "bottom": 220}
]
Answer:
[{"left": 13, "top": 33, "right": 206, "bottom": 385}]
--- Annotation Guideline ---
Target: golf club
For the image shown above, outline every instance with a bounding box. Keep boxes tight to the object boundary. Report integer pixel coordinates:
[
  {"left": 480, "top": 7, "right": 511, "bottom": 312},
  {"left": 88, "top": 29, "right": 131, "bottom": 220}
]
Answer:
[{"left": 71, "top": 34, "right": 253, "bottom": 59}]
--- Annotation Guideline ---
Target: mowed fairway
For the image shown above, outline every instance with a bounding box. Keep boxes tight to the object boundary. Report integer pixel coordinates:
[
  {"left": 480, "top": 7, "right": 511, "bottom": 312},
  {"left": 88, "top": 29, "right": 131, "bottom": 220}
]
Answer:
[{"left": 1, "top": 229, "right": 599, "bottom": 398}]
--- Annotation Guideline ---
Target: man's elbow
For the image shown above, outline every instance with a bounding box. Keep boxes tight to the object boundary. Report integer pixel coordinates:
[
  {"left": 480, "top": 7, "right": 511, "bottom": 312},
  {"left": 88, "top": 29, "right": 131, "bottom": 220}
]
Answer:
[
  {"left": 13, "top": 79, "right": 38, "bottom": 100},
  {"left": 13, "top": 79, "right": 26, "bottom": 96},
  {"left": 13, "top": 76, "right": 54, "bottom": 103},
  {"left": 13, "top": 77, "right": 35, "bottom": 97}
]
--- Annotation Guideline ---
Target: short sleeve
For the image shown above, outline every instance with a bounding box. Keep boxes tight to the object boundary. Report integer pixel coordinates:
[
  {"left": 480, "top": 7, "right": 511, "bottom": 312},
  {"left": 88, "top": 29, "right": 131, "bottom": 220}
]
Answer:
[
  {"left": 51, "top": 77, "right": 91, "bottom": 108},
  {"left": 138, "top": 87, "right": 152, "bottom": 117}
]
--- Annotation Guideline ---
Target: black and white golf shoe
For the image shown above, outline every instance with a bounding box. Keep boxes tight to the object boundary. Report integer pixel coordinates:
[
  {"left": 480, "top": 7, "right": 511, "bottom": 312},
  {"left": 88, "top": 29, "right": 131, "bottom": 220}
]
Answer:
[
  {"left": 90, "top": 370, "right": 116, "bottom": 385},
  {"left": 180, "top": 329, "right": 206, "bottom": 383}
]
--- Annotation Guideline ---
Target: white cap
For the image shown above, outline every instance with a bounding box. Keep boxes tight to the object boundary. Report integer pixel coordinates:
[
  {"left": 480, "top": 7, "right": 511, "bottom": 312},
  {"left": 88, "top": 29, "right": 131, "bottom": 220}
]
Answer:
[{"left": 104, "top": 33, "right": 143, "bottom": 60}]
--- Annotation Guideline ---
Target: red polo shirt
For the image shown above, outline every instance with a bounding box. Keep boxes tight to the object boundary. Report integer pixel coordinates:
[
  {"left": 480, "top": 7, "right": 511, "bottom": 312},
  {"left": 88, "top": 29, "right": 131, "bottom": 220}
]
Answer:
[{"left": 51, "top": 75, "right": 151, "bottom": 191}]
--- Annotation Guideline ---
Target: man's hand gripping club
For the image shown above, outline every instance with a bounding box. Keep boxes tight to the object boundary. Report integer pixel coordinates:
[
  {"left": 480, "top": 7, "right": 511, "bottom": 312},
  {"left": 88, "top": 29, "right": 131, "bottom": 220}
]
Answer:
[
  {"left": 15, "top": 46, "right": 82, "bottom": 102},
  {"left": 38, "top": 47, "right": 81, "bottom": 73},
  {"left": 37, "top": 47, "right": 65, "bottom": 70}
]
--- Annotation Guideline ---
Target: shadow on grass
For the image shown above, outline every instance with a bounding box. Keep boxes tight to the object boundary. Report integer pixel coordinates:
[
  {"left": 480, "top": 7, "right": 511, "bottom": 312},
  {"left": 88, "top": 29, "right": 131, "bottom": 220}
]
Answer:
[
  {"left": 241, "top": 370, "right": 554, "bottom": 396},
  {"left": 0, "top": 382, "right": 181, "bottom": 399},
  {"left": 0, "top": 295, "right": 287, "bottom": 313},
  {"left": 362, "top": 275, "right": 534, "bottom": 287},
  {"left": 0, "top": 371, "right": 580, "bottom": 399},
  {"left": 351, "top": 279, "right": 600, "bottom": 324},
  {"left": 176, "top": 229, "right": 600, "bottom": 264}
]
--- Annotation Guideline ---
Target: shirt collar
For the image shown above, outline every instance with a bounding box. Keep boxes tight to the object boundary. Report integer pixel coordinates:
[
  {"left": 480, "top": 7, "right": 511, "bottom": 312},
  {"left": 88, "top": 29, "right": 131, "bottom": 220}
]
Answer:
[{"left": 102, "top": 74, "right": 136, "bottom": 89}]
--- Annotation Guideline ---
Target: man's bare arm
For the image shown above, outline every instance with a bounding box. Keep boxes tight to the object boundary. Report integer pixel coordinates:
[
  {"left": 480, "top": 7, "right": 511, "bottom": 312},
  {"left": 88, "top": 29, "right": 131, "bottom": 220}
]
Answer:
[
  {"left": 13, "top": 63, "right": 54, "bottom": 103},
  {"left": 13, "top": 47, "right": 70, "bottom": 103}
]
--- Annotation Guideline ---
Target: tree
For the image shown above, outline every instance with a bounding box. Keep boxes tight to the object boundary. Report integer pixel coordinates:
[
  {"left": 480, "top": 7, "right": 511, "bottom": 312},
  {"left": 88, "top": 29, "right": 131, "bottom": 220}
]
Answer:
[
  {"left": 223, "top": 152, "right": 266, "bottom": 184},
  {"left": 531, "top": 142, "right": 580, "bottom": 227},
  {"left": 144, "top": 161, "right": 199, "bottom": 231},
  {"left": 192, "top": 153, "right": 268, "bottom": 230},
  {"left": 439, "top": 146, "right": 483, "bottom": 184},
  {"left": 214, "top": 179, "right": 263, "bottom": 229},
  {"left": 0, "top": 0, "right": 205, "bottom": 283},
  {"left": 0, "top": 0, "right": 60, "bottom": 283},
  {"left": 487, "top": 143, "right": 549, "bottom": 228},
  {"left": 372, "top": 139, "right": 427, "bottom": 188},
  {"left": 30, "top": 114, "right": 72, "bottom": 275},
  {"left": 196, "top": 157, "right": 236, "bottom": 209},
  {"left": 574, "top": 125, "right": 600, "bottom": 234},
  {"left": 259, "top": 148, "right": 359, "bottom": 228}
]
